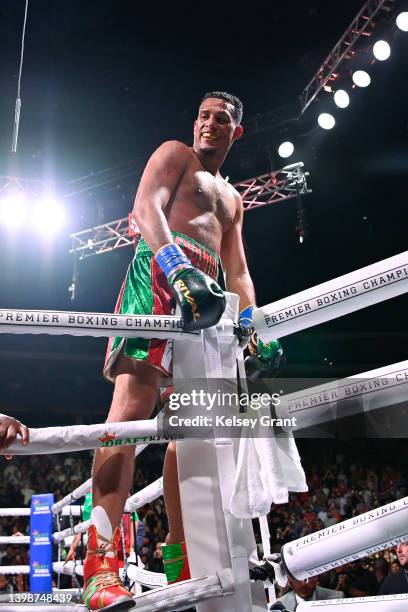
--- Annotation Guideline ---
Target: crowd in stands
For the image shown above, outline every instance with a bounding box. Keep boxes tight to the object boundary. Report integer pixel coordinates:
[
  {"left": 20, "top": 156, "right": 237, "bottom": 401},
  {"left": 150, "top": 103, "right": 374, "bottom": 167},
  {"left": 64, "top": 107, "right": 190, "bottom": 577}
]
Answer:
[{"left": 1, "top": 440, "right": 407, "bottom": 600}]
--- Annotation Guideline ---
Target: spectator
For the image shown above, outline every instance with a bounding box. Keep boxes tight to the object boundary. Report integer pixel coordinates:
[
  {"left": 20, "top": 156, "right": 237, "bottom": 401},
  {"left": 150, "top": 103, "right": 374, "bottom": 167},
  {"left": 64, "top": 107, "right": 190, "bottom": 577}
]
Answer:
[
  {"left": 374, "top": 558, "right": 389, "bottom": 593},
  {"left": 391, "top": 560, "right": 401, "bottom": 574},
  {"left": 149, "top": 542, "right": 164, "bottom": 573},
  {"left": 0, "top": 574, "right": 12, "bottom": 594},
  {"left": 335, "top": 560, "right": 378, "bottom": 597},
  {"left": 275, "top": 576, "right": 343, "bottom": 610},
  {"left": 380, "top": 542, "right": 408, "bottom": 595}
]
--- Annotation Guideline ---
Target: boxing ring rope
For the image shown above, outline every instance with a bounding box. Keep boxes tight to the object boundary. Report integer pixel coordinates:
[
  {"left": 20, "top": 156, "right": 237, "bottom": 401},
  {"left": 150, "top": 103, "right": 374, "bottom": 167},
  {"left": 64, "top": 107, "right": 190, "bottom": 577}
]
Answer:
[
  {"left": 298, "top": 595, "right": 408, "bottom": 611},
  {"left": 0, "top": 507, "right": 31, "bottom": 516},
  {"left": 0, "top": 309, "right": 234, "bottom": 341},
  {"left": 52, "top": 476, "right": 163, "bottom": 543},
  {"left": 0, "top": 251, "right": 406, "bottom": 346},
  {"left": 3, "top": 357, "right": 407, "bottom": 459},
  {"left": 0, "top": 535, "right": 30, "bottom": 544},
  {"left": 2, "top": 418, "right": 166, "bottom": 455},
  {"left": 253, "top": 250, "right": 408, "bottom": 341},
  {"left": 277, "top": 359, "right": 408, "bottom": 431}
]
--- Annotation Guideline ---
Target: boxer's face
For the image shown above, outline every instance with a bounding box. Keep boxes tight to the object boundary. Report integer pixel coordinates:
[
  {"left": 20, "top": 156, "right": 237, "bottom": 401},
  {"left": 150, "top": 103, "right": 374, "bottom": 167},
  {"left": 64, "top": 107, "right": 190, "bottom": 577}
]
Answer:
[
  {"left": 396, "top": 542, "right": 408, "bottom": 568},
  {"left": 194, "top": 98, "right": 243, "bottom": 155}
]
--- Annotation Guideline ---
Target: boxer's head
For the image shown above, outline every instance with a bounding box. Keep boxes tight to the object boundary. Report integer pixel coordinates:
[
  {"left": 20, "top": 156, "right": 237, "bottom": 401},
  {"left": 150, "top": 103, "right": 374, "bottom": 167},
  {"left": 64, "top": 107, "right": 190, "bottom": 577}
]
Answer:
[{"left": 194, "top": 92, "right": 243, "bottom": 156}]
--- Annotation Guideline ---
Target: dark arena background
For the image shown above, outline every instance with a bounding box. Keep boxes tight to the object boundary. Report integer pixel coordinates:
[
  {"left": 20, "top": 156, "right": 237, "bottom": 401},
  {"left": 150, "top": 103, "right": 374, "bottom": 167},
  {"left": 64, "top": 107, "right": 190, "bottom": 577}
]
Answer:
[{"left": 0, "top": 0, "right": 407, "bottom": 609}]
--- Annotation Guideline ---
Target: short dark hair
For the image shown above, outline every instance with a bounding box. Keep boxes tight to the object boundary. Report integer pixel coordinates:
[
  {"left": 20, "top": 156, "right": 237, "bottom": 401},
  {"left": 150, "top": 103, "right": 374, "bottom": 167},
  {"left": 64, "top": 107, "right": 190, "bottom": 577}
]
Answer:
[{"left": 200, "top": 91, "right": 243, "bottom": 125}]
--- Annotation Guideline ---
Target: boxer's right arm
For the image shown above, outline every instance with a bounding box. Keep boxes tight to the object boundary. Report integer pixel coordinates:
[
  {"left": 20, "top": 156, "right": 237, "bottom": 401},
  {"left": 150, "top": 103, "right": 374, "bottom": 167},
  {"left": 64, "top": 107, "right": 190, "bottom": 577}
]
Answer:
[
  {"left": 132, "top": 140, "right": 190, "bottom": 253},
  {"left": 133, "top": 141, "right": 226, "bottom": 330}
]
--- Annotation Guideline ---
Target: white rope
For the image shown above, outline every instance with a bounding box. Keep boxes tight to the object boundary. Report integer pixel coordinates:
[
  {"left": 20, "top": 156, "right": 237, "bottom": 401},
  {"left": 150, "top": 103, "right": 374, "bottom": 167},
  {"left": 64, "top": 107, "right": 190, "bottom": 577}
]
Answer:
[
  {"left": 1, "top": 417, "right": 174, "bottom": 456},
  {"left": 0, "top": 507, "right": 30, "bottom": 517},
  {"left": 127, "top": 563, "right": 166, "bottom": 588},
  {"left": 61, "top": 505, "right": 84, "bottom": 517},
  {"left": 0, "top": 565, "right": 30, "bottom": 574},
  {"left": 278, "top": 359, "right": 408, "bottom": 431},
  {"left": 53, "top": 521, "right": 90, "bottom": 544},
  {"left": 53, "top": 477, "right": 163, "bottom": 543},
  {"left": 298, "top": 594, "right": 408, "bottom": 610},
  {"left": 52, "top": 479, "right": 91, "bottom": 515},
  {"left": 0, "top": 309, "right": 234, "bottom": 341},
  {"left": 0, "top": 535, "right": 30, "bottom": 544},
  {"left": 53, "top": 561, "right": 83, "bottom": 577},
  {"left": 280, "top": 495, "right": 408, "bottom": 580},
  {"left": 254, "top": 250, "right": 408, "bottom": 341},
  {"left": 124, "top": 476, "right": 163, "bottom": 512}
]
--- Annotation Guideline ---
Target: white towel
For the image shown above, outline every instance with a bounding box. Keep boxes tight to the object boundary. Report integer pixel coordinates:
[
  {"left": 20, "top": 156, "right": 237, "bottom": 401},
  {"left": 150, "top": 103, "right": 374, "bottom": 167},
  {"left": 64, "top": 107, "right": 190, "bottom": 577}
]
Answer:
[{"left": 230, "top": 407, "right": 308, "bottom": 519}]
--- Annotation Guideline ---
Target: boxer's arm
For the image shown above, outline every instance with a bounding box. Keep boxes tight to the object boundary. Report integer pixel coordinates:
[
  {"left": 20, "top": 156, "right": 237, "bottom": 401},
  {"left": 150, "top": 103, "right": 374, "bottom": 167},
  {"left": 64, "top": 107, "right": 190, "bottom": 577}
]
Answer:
[
  {"left": 132, "top": 140, "right": 190, "bottom": 253},
  {"left": 220, "top": 194, "right": 256, "bottom": 310}
]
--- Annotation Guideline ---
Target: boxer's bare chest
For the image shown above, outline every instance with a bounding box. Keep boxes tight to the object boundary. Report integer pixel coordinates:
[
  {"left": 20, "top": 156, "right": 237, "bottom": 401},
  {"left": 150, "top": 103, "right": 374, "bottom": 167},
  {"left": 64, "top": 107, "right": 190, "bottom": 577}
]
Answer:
[{"left": 168, "top": 160, "right": 237, "bottom": 232}]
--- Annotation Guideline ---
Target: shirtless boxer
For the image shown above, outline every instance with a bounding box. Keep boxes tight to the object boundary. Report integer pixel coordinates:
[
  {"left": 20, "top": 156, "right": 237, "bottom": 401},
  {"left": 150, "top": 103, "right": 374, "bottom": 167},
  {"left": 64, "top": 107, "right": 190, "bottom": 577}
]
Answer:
[{"left": 85, "top": 92, "right": 278, "bottom": 610}]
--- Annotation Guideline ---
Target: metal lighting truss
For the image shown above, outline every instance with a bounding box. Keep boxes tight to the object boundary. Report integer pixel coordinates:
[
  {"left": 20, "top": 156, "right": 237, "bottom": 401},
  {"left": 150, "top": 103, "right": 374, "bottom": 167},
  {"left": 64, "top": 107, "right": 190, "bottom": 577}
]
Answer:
[
  {"left": 300, "top": 0, "right": 395, "bottom": 115},
  {"left": 69, "top": 162, "right": 311, "bottom": 260},
  {"left": 0, "top": 174, "right": 56, "bottom": 198}
]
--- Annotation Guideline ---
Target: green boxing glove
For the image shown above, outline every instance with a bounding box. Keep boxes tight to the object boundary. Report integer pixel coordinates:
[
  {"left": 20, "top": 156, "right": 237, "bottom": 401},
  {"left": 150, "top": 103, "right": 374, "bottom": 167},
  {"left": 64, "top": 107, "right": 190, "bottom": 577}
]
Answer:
[{"left": 245, "top": 332, "right": 285, "bottom": 379}]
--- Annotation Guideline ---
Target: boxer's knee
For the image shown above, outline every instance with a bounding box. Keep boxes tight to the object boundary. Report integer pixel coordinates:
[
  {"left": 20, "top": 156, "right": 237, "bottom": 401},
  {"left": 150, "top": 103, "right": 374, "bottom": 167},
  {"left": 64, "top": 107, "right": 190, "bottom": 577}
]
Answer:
[{"left": 107, "top": 367, "right": 160, "bottom": 422}]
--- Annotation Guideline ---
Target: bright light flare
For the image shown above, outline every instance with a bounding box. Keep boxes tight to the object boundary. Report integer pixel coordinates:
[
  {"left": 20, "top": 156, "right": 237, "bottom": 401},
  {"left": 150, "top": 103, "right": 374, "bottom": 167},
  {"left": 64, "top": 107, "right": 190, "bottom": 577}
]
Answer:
[
  {"left": 278, "top": 141, "right": 294, "bottom": 158},
  {"left": 334, "top": 90, "right": 350, "bottom": 108},
  {"left": 373, "top": 40, "right": 391, "bottom": 61},
  {"left": 31, "top": 197, "right": 67, "bottom": 234},
  {"left": 0, "top": 192, "right": 27, "bottom": 228},
  {"left": 352, "top": 70, "right": 371, "bottom": 87},
  {"left": 318, "top": 113, "right": 335, "bottom": 130},
  {"left": 396, "top": 12, "right": 408, "bottom": 32}
]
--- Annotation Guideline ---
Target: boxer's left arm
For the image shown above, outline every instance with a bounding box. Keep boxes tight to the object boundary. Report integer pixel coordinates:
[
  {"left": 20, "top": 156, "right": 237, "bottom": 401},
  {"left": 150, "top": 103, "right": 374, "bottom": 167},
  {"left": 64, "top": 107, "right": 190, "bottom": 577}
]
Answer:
[
  {"left": 221, "top": 194, "right": 284, "bottom": 377},
  {"left": 220, "top": 193, "right": 256, "bottom": 318}
]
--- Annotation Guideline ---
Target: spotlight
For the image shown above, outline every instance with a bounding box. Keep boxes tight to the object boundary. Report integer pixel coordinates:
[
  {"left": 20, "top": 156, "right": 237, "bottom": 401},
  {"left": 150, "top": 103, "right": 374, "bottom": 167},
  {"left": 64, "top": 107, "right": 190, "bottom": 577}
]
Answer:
[
  {"left": 318, "top": 113, "right": 335, "bottom": 130},
  {"left": 352, "top": 70, "right": 371, "bottom": 87},
  {"left": 0, "top": 192, "right": 27, "bottom": 228},
  {"left": 31, "top": 196, "right": 66, "bottom": 234},
  {"left": 333, "top": 90, "right": 350, "bottom": 109},
  {"left": 396, "top": 12, "right": 408, "bottom": 32},
  {"left": 278, "top": 141, "right": 294, "bottom": 159},
  {"left": 373, "top": 40, "right": 391, "bottom": 61}
]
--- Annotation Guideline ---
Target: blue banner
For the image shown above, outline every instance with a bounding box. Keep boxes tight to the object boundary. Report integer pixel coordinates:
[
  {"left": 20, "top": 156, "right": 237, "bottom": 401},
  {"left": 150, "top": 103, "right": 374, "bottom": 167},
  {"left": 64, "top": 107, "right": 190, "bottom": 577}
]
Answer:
[{"left": 29, "top": 493, "right": 54, "bottom": 593}]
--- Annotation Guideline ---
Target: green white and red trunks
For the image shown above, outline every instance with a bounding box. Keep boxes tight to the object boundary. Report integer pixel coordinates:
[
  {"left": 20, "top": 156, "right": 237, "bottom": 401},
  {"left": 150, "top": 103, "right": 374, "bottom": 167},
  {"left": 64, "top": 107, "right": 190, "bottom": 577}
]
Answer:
[{"left": 104, "top": 232, "right": 222, "bottom": 381}]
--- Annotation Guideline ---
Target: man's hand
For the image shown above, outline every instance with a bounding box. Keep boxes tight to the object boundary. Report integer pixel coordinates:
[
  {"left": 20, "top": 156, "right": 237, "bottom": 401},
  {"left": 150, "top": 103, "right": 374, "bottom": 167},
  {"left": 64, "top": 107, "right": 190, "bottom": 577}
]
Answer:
[
  {"left": 0, "top": 414, "right": 29, "bottom": 458},
  {"left": 156, "top": 243, "right": 226, "bottom": 331}
]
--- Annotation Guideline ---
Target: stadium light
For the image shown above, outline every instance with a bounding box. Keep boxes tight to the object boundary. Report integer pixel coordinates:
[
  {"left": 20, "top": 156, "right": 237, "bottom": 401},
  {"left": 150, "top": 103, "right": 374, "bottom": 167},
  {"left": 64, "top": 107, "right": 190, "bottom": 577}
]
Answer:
[
  {"left": 318, "top": 113, "right": 335, "bottom": 130},
  {"left": 396, "top": 12, "right": 408, "bottom": 32},
  {"left": 352, "top": 70, "right": 371, "bottom": 87},
  {"left": 278, "top": 141, "right": 294, "bottom": 159},
  {"left": 373, "top": 40, "right": 391, "bottom": 61},
  {"left": 0, "top": 192, "right": 27, "bottom": 228},
  {"left": 31, "top": 196, "right": 66, "bottom": 234},
  {"left": 334, "top": 90, "right": 350, "bottom": 109}
]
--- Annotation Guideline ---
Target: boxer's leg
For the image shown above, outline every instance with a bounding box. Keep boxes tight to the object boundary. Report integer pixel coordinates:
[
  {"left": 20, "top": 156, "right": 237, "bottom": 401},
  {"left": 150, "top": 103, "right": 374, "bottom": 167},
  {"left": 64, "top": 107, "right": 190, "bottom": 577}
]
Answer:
[
  {"left": 93, "top": 363, "right": 160, "bottom": 527},
  {"left": 84, "top": 361, "right": 160, "bottom": 611},
  {"left": 162, "top": 442, "right": 190, "bottom": 583}
]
